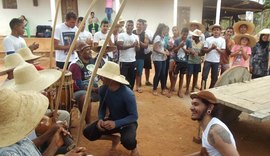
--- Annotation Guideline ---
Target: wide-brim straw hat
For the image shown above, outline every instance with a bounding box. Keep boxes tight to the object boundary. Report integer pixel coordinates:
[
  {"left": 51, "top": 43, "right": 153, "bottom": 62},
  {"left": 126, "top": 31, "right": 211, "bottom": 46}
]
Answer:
[
  {"left": 190, "top": 90, "right": 217, "bottom": 104},
  {"left": 234, "top": 33, "right": 257, "bottom": 47},
  {"left": 0, "top": 53, "right": 25, "bottom": 75},
  {"left": 92, "top": 40, "right": 117, "bottom": 52},
  {"left": 258, "top": 28, "right": 270, "bottom": 35},
  {"left": 233, "top": 21, "right": 255, "bottom": 34},
  {"left": 96, "top": 61, "right": 129, "bottom": 85},
  {"left": 188, "top": 20, "right": 205, "bottom": 31},
  {"left": 190, "top": 29, "right": 203, "bottom": 37},
  {"left": 0, "top": 88, "right": 48, "bottom": 147},
  {"left": 209, "top": 24, "right": 222, "bottom": 31},
  {"left": 17, "top": 47, "right": 41, "bottom": 61},
  {"left": 0, "top": 63, "right": 61, "bottom": 92}
]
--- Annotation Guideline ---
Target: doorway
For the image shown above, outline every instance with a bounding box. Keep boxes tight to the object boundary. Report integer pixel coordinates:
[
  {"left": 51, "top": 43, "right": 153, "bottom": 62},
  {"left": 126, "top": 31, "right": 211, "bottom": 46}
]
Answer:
[{"left": 61, "top": 0, "right": 78, "bottom": 22}]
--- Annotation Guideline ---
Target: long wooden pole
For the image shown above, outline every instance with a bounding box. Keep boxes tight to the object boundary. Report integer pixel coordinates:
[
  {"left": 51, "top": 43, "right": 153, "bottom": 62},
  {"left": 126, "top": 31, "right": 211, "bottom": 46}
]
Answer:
[
  {"left": 75, "top": 0, "right": 128, "bottom": 145},
  {"left": 49, "top": 0, "right": 61, "bottom": 68},
  {"left": 53, "top": 0, "right": 98, "bottom": 120}
]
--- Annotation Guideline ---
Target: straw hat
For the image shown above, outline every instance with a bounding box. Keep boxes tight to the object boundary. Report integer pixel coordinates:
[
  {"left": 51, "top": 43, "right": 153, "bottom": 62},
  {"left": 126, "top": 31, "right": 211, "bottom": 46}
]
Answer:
[
  {"left": 92, "top": 40, "right": 117, "bottom": 52},
  {"left": 0, "top": 63, "right": 61, "bottom": 92},
  {"left": 0, "top": 53, "right": 25, "bottom": 75},
  {"left": 234, "top": 33, "right": 257, "bottom": 47},
  {"left": 0, "top": 88, "right": 48, "bottom": 147},
  {"left": 188, "top": 20, "right": 205, "bottom": 31},
  {"left": 233, "top": 21, "right": 255, "bottom": 34},
  {"left": 190, "top": 29, "right": 203, "bottom": 37},
  {"left": 209, "top": 24, "right": 222, "bottom": 31},
  {"left": 190, "top": 90, "right": 217, "bottom": 104},
  {"left": 96, "top": 61, "right": 129, "bottom": 85},
  {"left": 76, "top": 41, "right": 98, "bottom": 58},
  {"left": 258, "top": 28, "right": 270, "bottom": 35},
  {"left": 118, "top": 17, "right": 125, "bottom": 23},
  {"left": 17, "top": 47, "right": 41, "bottom": 61}
]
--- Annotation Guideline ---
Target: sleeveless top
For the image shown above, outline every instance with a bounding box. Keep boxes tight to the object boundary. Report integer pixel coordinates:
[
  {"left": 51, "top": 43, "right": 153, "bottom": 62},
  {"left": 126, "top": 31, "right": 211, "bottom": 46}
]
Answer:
[
  {"left": 202, "top": 117, "right": 236, "bottom": 156},
  {"left": 133, "top": 30, "right": 146, "bottom": 59}
]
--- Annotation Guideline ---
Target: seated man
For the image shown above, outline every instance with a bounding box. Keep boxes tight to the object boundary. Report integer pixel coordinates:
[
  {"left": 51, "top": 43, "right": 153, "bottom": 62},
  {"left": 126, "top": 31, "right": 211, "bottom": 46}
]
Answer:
[
  {"left": 0, "top": 88, "right": 87, "bottom": 156},
  {"left": 69, "top": 41, "right": 99, "bottom": 124},
  {"left": 187, "top": 91, "right": 239, "bottom": 156},
  {"left": 83, "top": 61, "right": 139, "bottom": 156}
]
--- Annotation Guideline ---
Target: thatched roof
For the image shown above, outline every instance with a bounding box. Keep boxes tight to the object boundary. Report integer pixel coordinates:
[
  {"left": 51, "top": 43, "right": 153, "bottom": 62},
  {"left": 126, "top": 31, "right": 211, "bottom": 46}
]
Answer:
[{"left": 203, "top": 0, "right": 265, "bottom": 19}]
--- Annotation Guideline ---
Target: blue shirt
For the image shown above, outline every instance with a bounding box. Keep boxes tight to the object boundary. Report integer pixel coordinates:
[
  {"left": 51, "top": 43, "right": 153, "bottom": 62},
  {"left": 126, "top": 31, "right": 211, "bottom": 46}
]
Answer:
[
  {"left": 0, "top": 138, "right": 41, "bottom": 156},
  {"left": 98, "top": 85, "right": 138, "bottom": 128}
]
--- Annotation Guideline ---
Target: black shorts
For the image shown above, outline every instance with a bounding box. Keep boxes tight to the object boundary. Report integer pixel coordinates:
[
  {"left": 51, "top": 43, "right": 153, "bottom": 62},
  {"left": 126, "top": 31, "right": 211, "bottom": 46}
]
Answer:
[
  {"left": 174, "top": 62, "right": 187, "bottom": 75},
  {"left": 144, "top": 52, "right": 152, "bottom": 69}
]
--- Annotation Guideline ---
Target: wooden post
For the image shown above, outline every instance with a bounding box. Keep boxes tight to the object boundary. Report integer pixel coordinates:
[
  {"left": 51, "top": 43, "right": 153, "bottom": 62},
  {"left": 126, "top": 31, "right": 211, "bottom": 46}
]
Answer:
[
  {"left": 49, "top": 0, "right": 61, "bottom": 69},
  {"left": 75, "top": 0, "right": 128, "bottom": 146},
  {"left": 53, "top": 0, "right": 98, "bottom": 121}
]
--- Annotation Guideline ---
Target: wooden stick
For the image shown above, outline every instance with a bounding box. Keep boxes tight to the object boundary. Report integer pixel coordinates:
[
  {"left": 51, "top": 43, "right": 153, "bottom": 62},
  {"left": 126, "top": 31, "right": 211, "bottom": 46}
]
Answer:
[
  {"left": 53, "top": 0, "right": 98, "bottom": 121},
  {"left": 49, "top": 0, "right": 61, "bottom": 68},
  {"left": 75, "top": 0, "right": 128, "bottom": 146}
]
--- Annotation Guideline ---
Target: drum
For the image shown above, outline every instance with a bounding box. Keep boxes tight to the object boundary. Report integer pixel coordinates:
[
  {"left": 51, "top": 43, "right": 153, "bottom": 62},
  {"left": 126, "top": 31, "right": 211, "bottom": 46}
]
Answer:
[
  {"left": 60, "top": 71, "right": 74, "bottom": 111},
  {"left": 48, "top": 71, "right": 74, "bottom": 112}
]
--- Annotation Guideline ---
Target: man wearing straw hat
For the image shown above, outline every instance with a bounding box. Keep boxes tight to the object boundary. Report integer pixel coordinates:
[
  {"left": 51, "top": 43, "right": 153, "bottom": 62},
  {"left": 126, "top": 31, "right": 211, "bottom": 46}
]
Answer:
[
  {"left": 188, "top": 20, "right": 206, "bottom": 42},
  {"left": 233, "top": 21, "right": 255, "bottom": 35},
  {"left": 186, "top": 91, "right": 239, "bottom": 156},
  {"left": 0, "top": 89, "right": 87, "bottom": 155},
  {"left": 69, "top": 41, "right": 99, "bottom": 124},
  {"left": 3, "top": 18, "right": 39, "bottom": 55},
  {"left": 83, "top": 61, "right": 139, "bottom": 156},
  {"left": 54, "top": 11, "right": 78, "bottom": 69}
]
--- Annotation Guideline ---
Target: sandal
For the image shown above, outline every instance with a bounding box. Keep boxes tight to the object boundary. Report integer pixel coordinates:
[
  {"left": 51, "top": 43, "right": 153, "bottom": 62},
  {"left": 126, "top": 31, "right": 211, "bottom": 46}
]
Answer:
[
  {"left": 152, "top": 90, "right": 158, "bottom": 96},
  {"left": 137, "top": 87, "right": 143, "bottom": 93}
]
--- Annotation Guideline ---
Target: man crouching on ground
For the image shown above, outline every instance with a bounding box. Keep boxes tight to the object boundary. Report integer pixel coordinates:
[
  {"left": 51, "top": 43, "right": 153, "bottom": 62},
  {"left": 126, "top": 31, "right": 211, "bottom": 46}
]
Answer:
[{"left": 83, "top": 61, "right": 139, "bottom": 156}]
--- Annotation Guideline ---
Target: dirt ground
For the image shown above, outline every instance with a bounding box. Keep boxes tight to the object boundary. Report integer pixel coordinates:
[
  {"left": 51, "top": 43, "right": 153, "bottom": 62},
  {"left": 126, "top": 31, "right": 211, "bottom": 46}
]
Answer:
[{"left": 1, "top": 57, "right": 270, "bottom": 156}]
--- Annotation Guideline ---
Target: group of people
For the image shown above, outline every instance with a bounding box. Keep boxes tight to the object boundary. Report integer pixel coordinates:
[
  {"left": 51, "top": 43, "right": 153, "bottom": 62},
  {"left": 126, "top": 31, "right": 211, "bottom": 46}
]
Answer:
[{"left": 0, "top": 8, "right": 269, "bottom": 155}]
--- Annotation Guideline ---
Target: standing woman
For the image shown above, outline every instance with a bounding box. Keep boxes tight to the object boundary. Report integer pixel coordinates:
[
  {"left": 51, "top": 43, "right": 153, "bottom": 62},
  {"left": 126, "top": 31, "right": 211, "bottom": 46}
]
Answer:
[
  {"left": 250, "top": 29, "right": 270, "bottom": 79},
  {"left": 167, "top": 26, "right": 180, "bottom": 96},
  {"left": 152, "top": 23, "right": 170, "bottom": 96}
]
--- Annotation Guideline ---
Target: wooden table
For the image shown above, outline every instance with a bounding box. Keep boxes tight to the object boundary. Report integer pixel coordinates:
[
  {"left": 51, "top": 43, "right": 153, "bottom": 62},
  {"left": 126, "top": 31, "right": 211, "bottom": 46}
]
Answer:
[{"left": 208, "top": 76, "right": 270, "bottom": 122}]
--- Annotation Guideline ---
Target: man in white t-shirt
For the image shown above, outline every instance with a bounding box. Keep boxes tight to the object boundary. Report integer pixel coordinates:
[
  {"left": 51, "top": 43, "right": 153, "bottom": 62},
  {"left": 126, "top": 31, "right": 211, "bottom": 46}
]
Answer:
[
  {"left": 76, "top": 17, "right": 93, "bottom": 46},
  {"left": 3, "top": 18, "right": 39, "bottom": 55},
  {"left": 93, "top": 20, "right": 114, "bottom": 58},
  {"left": 54, "top": 12, "right": 78, "bottom": 69},
  {"left": 117, "top": 20, "right": 139, "bottom": 90},
  {"left": 187, "top": 91, "right": 239, "bottom": 156},
  {"left": 201, "top": 24, "right": 225, "bottom": 89}
]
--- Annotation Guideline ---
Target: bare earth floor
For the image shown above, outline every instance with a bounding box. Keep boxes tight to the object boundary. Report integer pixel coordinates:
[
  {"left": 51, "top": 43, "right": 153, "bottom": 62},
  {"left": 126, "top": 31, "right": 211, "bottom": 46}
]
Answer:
[{"left": 1, "top": 57, "right": 270, "bottom": 156}]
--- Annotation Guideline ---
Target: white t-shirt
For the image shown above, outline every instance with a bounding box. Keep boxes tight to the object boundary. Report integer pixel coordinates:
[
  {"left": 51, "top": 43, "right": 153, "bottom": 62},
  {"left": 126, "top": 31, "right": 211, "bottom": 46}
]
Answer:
[
  {"left": 144, "top": 30, "right": 153, "bottom": 54},
  {"left": 202, "top": 117, "right": 236, "bottom": 156},
  {"left": 54, "top": 23, "right": 78, "bottom": 62},
  {"left": 93, "top": 31, "right": 114, "bottom": 58},
  {"left": 204, "top": 36, "right": 225, "bottom": 63},
  {"left": 78, "top": 30, "right": 92, "bottom": 43},
  {"left": 152, "top": 35, "right": 167, "bottom": 61},
  {"left": 117, "top": 33, "right": 139, "bottom": 62},
  {"left": 3, "top": 35, "right": 27, "bottom": 53}
]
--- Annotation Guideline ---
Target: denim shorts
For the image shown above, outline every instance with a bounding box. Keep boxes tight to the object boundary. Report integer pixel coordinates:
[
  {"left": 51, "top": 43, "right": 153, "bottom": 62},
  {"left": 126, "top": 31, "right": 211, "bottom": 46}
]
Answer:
[{"left": 136, "top": 59, "right": 144, "bottom": 76}]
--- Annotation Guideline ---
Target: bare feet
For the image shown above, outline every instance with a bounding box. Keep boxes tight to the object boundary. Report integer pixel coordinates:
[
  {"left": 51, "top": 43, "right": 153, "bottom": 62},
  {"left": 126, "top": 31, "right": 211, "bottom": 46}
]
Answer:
[
  {"left": 131, "top": 148, "right": 140, "bottom": 156},
  {"left": 152, "top": 90, "right": 158, "bottom": 96},
  {"left": 136, "top": 87, "right": 143, "bottom": 93},
  {"left": 185, "top": 90, "right": 189, "bottom": 95},
  {"left": 177, "top": 91, "right": 183, "bottom": 98},
  {"left": 161, "top": 89, "right": 168, "bottom": 95},
  {"left": 167, "top": 91, "right": 172, "bottom": 98}
]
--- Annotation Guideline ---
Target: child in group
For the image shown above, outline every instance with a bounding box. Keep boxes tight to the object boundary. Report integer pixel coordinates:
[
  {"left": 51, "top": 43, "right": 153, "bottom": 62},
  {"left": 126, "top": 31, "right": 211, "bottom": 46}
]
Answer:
[
  {"left": 172, "top": 27, "right": 191, "bottom": 98},
  {"left": 230, "top": 34, "right": 256, "bottom": 68}
]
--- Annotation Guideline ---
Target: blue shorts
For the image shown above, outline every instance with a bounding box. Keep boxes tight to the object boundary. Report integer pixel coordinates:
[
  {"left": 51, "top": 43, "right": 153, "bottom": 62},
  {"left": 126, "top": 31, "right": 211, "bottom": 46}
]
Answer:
[
  {"left": 136, "top": 59, "right": 144, "bottom": 76},
  {"left": 187, "top": 64, "right": 201, "bottom": 75}
]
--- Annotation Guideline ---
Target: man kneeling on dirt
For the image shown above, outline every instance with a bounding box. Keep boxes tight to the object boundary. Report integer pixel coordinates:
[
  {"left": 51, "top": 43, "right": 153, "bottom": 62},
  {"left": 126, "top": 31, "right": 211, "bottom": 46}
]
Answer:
[
  {"left": 83, "top": 61, "right": 139, "bottom": 156},
  {"left": 187, "top": 91, "right": 239, "bottom": 156}
]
